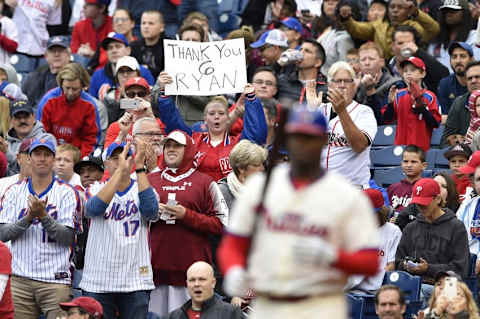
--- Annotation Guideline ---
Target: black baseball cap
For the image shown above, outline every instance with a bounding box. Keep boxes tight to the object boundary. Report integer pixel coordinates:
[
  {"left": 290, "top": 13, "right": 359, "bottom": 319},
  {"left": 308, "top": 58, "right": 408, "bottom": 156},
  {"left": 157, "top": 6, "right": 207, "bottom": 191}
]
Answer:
[
  {"left": 74, "top": 154, "right": 104, "bottom": 174},
  {"left": 444, "top": 143, "right": 472, "bottom": 160},
  {"left": 10, "top": 99, "right": 34, "bottom": 117},
  {"left": 434, "top": 270, "right": 462, "bottom": 283}
]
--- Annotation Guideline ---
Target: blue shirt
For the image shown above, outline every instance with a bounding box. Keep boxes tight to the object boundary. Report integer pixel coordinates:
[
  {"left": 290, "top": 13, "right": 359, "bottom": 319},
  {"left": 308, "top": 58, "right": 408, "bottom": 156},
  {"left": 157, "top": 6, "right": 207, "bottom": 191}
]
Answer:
[{"left": 437, "top": 74, "right": 467, "bottom": 115}]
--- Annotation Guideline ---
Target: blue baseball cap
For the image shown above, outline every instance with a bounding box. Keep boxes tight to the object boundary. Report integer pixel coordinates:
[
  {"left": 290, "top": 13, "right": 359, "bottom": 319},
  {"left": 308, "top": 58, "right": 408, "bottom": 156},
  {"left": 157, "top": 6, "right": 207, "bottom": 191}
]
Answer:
[
  {"left": 47, "top": 35, "right": 70, "bottom": 49},
  {"left": 105, "top": 142, "right": 132, "bottom": 160},
  {"left": 101, "top": 32, "right": 128, "bottom": 50},
  {"left": 281, "top": 17, "right": 303, "bottom": 34},
  {"left": 448, "top": 41, "right": 473, "bottom": 57},
  {"left": 285, "top": 107, "right": 327, "bottom": 136},
  {"left": 250, "top": 29, "right": 288, "bottom": 49},
  {"left": 29, "top": 138, "right": 55, "bottom": 155}
]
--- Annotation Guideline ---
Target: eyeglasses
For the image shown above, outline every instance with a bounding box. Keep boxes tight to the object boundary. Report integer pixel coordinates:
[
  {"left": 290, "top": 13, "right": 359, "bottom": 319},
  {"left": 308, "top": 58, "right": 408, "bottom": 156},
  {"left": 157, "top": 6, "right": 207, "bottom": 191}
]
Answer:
[
  {"left": 330, "top": 78, "right": 354, "bottom": 85},
  {"left": 136, "top": 131, "right": 164, "bottom": 137},
  {"left": 125, "top": 91, "right": 148, "bottom": 98},
  {"left": 253, "top": 79, "right": 276, "bottom": 87},
  {"left": 113, "top": 17, "right": 129, "bottom": 23}
]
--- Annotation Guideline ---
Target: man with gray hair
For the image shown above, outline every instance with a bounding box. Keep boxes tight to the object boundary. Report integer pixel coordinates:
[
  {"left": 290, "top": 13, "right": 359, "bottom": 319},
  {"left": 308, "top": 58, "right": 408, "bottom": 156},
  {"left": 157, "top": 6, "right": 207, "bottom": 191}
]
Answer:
[
  {"left": 308, "top": 61, "right": 377, "bottom": 188},
  {"left": 132, "top": 117, "right": 164, "bottom": 173}
]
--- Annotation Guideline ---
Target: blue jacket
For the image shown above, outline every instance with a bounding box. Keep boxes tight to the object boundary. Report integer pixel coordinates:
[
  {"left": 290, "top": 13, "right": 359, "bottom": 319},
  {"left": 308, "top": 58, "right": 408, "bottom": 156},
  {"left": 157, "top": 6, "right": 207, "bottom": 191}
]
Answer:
[
  {"left": 157, "top": 93, "right": 267, "bottom": 146},
  {"left": 88, "top": 64, "right": 155, "bottom": 98}
]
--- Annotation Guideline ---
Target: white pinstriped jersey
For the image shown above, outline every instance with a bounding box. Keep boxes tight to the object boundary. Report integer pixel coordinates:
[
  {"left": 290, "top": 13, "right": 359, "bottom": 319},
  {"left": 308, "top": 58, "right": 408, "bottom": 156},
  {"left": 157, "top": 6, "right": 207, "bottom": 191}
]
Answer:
[
  {"left": 320, "top": 101, "right": 378, "bottom": 187},
  {"left": 0, "top": 177, "right": 82, "bottom": 284},
  {"left": 79, "top": 180, "right": 155, "bottom": 293},
  {"left": 228, "top": 165, "right": 379, "bottom": 296}
]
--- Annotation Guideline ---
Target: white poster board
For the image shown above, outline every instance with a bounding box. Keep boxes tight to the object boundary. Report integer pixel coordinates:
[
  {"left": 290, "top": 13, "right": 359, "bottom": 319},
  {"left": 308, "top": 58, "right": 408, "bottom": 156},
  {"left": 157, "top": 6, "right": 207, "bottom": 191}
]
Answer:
[{"left": 164, "top": 38, "right": 247, "bottom": 96}]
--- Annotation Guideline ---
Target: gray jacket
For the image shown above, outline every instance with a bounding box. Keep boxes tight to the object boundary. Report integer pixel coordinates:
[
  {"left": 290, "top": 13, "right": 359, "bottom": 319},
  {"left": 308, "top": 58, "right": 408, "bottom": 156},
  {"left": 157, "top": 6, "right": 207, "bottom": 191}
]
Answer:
[
  {"left": 6, "top": 121, "right": 57, "bottom": 176},
  {"left": 162, "top": 295, "right": 244, "bottom": 319}
]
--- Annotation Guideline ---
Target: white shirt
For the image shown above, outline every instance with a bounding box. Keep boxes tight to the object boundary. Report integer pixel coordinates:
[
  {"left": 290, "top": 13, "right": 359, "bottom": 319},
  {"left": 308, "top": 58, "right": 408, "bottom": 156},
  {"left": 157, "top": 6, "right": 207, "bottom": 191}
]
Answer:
[
  {"left": 320, "top": 101, "right": 378, "bottom": 187},
  {"left": 346, "top": 222, "right": 401, "bottom": 292},
  {"left": 0, "top": 174, "right": 20, "bottom": 199},
  {"left": 0, "top": 177, "right": 81, "bottom": 284},
  {"left": 457, "top": 196, "right": 480, "bottom": 257},
  {"left": 80, "top": 180, "right": 155, "bottom": 293},
  {"left": 13, "top": 0, "right": 62, "bottom": 55},
  {"left": 228, "top": 165, "right": 379, "bottom": 296},
  {"left": 0, "top": 16, "right": 18, "bottom": 64}
]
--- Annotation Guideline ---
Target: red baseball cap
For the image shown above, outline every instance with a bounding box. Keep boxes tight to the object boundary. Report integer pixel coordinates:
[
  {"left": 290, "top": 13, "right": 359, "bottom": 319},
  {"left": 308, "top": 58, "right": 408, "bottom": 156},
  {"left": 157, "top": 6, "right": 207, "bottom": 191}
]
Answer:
[
  {"left": 460, "top": 151, "right": 480, "bottom": 175},
  {"left": 124, "top": 77, "right": 150, "bottom": 94},
  {"left": 411, "top": 178, "right": 440, "bottom": 206},
  {"left": 400, "top": 57, "right": 426, "bottom": 72},
  {"left": 363, "top": 188, "right": 384, "bottom": 212},
  {"left": 60, "top": 297, "right": 103, "bottom": 318}
]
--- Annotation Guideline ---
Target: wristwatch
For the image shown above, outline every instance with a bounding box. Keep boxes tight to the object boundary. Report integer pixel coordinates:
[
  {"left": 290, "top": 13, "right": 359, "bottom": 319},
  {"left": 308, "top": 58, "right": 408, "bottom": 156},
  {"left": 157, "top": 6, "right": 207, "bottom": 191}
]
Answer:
[{"left": 135, "top": 168, "right": 146, "bottom": 174}]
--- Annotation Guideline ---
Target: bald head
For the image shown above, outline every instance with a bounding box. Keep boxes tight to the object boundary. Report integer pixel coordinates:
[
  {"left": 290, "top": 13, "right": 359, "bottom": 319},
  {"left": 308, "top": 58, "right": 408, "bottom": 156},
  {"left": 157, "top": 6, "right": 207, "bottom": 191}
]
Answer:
[
  {"left": 187, "top": 261, "right": 214, "bottom": 279},
  {"left": 186, "top": 261, "right": 216, "bottom": 308}
]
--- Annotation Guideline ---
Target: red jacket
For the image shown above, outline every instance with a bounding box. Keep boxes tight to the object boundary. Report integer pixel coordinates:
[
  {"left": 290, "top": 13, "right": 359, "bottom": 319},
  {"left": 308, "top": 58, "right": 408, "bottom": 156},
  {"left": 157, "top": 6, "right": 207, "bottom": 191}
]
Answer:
[
  {"left": 391, "top": 88, "right": 441, "bottom": 151},
  {"left": 0, "top": 242, "right": 13, "bottom": 319},
  {"left": 148, "top": 131, "right": 223, "bottom": 286},
  {"left": 38, "top": 88, "right": 100, "bottom": 157},
  {"left": 70, "top": 16, "right": 113, "bottom": 54}
]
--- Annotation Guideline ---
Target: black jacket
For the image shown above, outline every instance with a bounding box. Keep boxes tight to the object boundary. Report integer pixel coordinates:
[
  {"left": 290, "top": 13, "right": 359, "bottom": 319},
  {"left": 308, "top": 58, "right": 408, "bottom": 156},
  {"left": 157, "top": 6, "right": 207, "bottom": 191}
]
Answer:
[
  {"left": 162, "top": 295, "right": 244, "bottom": 319},
  {"left": 22, "top": 65, "right": 57, "bottom": 107},
  {"left": 395, "top": 210, "right": 469, "bottom": 282},
  {"left": 130, "top": 37, "right": 165, "bottom": 79},
  {"left": 441, "top": 92, "right": 470, "bottom": 147},
  {"left": 276, "top": 69, "right": 328, "bottom": 107}
]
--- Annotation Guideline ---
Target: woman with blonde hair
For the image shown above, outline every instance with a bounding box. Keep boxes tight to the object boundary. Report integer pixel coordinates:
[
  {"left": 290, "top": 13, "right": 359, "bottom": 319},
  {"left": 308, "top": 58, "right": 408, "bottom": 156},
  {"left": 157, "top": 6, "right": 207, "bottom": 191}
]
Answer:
[
  {"left": 426, "top": 279, "right": 480, "bottom": 319},
  {"left": 157, "top": 72, "right": 267, "bottom": 181}
]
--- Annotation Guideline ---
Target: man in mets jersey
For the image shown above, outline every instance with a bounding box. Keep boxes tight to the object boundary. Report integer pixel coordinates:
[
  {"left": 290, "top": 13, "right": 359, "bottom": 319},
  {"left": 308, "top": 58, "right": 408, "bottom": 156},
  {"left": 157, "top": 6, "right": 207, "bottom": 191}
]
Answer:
[
  {"left": 0, "top": 138, "right": 82, "bottom": 319},
  {"left": 217, "top": 106, "right": 380, "bottom": 319},
  {"left": 80, "top": 139, "right": 159, "bottom": 319}
]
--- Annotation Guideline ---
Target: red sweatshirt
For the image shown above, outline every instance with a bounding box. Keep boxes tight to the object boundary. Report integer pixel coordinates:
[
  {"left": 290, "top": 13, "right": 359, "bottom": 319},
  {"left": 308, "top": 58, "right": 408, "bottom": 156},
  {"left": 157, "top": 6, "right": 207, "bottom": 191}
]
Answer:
[
  {"left": 147, "top": 131, "right": 223, "bottom": 286},
  {"left": 70, "top": 16, "right": 113, "bottom": 54},
  {"left": 39, "top": 89, "right": 100, "bottom": 157}
]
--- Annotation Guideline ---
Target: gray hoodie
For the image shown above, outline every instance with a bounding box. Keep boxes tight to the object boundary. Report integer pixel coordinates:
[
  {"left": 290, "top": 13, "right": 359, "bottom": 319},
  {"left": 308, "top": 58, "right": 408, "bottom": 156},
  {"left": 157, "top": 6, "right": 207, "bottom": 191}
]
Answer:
[{"left": 6, "top": 120, "right": 57, "bottom": 176}]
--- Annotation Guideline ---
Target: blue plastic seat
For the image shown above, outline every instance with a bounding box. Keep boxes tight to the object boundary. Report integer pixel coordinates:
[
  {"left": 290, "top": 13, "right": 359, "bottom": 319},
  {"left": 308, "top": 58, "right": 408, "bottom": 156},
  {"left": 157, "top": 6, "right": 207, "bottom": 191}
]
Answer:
[
  {"left": 373, "top": 125, "right": 397, "bottom": 149},
  {"left": 382, "top": 271, "right": 421, "bottom": 302},
  {"left": 431, "top": 125, "right": 445, "bottom": 148},
  {"left": 346, "top": 293, "right": 365, "bottom": 319},
  {"left": 373, "top": 166, "right": 404, "bottom": 188},
  {"left": 371, "top": 145, "right": 405, "bottom": 168}
]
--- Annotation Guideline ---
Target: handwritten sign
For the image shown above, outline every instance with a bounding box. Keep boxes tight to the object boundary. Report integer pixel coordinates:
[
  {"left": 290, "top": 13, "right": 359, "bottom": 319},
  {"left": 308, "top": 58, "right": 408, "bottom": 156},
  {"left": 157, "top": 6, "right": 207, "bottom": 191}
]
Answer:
[{"left": 164, "top": 38, "right": 247, "bottom": 96}]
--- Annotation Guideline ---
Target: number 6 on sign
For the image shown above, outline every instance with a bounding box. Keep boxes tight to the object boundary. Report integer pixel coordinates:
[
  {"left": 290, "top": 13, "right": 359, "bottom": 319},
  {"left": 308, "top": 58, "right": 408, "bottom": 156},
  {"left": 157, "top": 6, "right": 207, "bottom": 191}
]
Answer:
[{"left": 123, "top": 220, "right": 140, "bottom": 237}]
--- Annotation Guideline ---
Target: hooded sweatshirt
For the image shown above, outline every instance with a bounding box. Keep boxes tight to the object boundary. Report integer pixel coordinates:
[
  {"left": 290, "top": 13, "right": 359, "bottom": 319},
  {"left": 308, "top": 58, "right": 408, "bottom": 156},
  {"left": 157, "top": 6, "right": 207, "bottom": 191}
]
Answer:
[
  {"left": 395, "top": 210, "right": 469, "bottom": 282},
  {"left": 147, "top": 130, "right": 224, "bottom": 287},
  {"left": 5, "top": 121, "right": 57, "bottom": 176}
]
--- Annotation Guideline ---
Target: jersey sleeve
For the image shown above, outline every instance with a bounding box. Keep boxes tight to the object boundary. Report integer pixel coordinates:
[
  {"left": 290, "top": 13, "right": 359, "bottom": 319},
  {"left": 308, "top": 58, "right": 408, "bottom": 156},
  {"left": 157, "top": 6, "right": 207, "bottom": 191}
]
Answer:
[
  {"left": 387, "top": 225, "right": 402, "bottom": 263},
  {"left": 0, "top": 185, "right": 20, "bottom": 224},
  {"left": 341, "top": 190, "right": 379, "bottom": 252},
  {"left": 85, "top": 181, "right": 103, "bottom": 200},
  {"left": 56, "top": 186, "right": 81, "bottom": 230},
  {"left": 356, "top": 105, "right": 378, "bottom": 145}
]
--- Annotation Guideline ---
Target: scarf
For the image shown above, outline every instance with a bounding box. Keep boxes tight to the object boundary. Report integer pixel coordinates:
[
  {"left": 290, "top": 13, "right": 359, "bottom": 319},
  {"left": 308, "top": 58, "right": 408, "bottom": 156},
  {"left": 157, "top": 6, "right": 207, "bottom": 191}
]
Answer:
[
  {"left": 465, "top": 90, "right": 480, "bottom": 144},
  {"left": 226, "top": 171, "right": 243, "bottom": 198}
]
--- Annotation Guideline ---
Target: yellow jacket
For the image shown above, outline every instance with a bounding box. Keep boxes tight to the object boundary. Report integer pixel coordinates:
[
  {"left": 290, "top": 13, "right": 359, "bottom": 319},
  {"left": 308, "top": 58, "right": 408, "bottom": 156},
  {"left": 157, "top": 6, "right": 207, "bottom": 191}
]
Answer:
[{"left": 343, "top": 10, "right": 439, "bottom": 59}]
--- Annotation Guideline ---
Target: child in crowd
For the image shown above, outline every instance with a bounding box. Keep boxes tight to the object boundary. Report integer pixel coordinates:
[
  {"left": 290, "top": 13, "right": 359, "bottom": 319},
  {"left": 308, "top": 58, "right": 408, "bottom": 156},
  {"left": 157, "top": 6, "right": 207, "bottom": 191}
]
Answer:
[
  {"left": 383, "top": 57, "right": 441, "bottom": 151},
  {"left": 387, "top": 145, "right": 427, "bottom": 214},
  {"left": 444, "top": 143, "right": 472, "bottom": 200}
]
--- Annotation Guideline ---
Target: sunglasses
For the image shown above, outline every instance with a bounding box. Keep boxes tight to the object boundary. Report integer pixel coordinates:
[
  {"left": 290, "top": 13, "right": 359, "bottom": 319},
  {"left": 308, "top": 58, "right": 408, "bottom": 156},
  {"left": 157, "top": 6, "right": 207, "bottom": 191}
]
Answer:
[{"left": 125, "top": 90, "right": 148, "bottom": 98}]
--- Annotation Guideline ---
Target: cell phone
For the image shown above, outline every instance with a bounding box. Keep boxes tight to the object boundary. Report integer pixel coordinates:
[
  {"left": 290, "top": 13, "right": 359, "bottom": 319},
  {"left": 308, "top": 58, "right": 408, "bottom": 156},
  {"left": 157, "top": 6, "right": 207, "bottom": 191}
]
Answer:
[
  {"left": 321, "top": 90, "right": 329, "bottom": 103},
  {"left": 407, "top": 260, "right": 418, "bottom": 268},
  {"left": 120, "top": 98, "right": 140, "bottom": 110},
  {"left": 443, "top": 277, "right": 458, "bottom": 300}
]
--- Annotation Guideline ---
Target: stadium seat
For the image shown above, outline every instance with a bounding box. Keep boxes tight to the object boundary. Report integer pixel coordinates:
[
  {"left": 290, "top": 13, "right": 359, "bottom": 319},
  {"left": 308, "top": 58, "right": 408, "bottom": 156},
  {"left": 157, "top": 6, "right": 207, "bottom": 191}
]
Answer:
[
  {"left": 382, "top": 271, "right": 421, "bottom": 302},
  {"left": 346, "top": 294, "right": 365, "bottom": 319},
  {"left": 434, "top": 148, "right": 450, "bottom": 169},
  {"left": 431, "top": 125, "right": 445, "bottom": 148},
  {"left": 426, "top": 149, "right": 436, "bottom": 170},
  {"left": 373, "top": 125, "right": 396, "bottom": 149},
  {"left": 370, "top": 145, "right": 405, "bottom": 168},
  {"left": 349, "top": 293, "right": 377, "bottom": 319},
  {"left": 373, "top": 166, "right": 404, "bottom": 188}
]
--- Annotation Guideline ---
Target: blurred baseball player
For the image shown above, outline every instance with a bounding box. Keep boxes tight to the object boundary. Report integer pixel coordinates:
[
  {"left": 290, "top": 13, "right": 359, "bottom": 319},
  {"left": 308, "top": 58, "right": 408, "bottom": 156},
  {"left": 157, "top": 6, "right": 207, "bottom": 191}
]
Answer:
[
  {"left": 217, "top": 106, "right": 380, "bottom": 318},
  {"left": 0, "top": 138, "right": 82, "bottom": 319},
  {"left": 80, "top": 139, "right": 159, "bottom": 319}
]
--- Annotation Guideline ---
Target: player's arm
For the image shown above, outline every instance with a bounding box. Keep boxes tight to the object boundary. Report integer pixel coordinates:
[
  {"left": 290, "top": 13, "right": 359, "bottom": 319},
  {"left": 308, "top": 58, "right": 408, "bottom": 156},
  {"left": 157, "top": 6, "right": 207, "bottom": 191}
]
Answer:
[{"left": 135, "top": 138, "right": 159, "bottom": 221}]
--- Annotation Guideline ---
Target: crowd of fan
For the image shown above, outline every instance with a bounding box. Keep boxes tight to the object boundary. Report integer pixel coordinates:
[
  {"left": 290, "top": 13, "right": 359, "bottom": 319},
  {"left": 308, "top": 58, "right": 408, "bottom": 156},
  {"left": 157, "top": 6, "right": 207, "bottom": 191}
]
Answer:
[{"left": 3, "top": 0, "right": 480, "bottom": 318}]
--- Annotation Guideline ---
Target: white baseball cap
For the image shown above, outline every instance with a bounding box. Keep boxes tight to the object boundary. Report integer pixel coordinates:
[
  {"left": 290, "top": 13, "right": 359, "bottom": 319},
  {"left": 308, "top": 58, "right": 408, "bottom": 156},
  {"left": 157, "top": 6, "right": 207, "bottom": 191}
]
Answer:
[
  {"left": 250, "top": 29, "right": 288, "bottom": 48},
  {"left": 115, "top": 56, "right": 140, "bottom": 75},
  {"left": 164, "top": 130, "right": 187, "bottom": 146}
]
